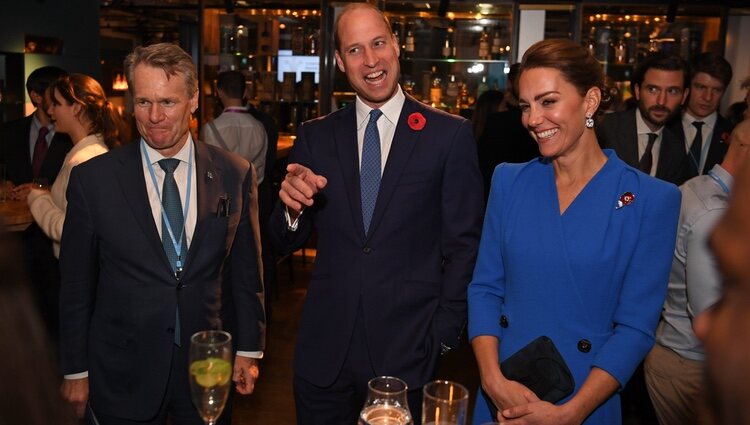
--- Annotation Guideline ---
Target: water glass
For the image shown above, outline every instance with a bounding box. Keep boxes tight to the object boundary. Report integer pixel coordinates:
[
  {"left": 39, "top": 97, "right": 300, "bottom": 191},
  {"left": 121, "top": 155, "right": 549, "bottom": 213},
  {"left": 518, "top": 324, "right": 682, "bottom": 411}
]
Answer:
[
  {"left": 359, "top": 376, "right": 413, "bottom": 425},
  {"left": 422, "top": 380, "right": 469, "bottom": 425}
]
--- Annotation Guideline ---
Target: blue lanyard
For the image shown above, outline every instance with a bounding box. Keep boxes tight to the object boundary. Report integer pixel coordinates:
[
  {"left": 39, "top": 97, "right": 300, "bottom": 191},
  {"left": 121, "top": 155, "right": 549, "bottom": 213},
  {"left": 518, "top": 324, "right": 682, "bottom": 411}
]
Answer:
[
  {"left": 141, "top": 139, "right": 194, "bottom": 273},
  {"left": 708, "top": 170, "right": 730, "bottom": 195}
]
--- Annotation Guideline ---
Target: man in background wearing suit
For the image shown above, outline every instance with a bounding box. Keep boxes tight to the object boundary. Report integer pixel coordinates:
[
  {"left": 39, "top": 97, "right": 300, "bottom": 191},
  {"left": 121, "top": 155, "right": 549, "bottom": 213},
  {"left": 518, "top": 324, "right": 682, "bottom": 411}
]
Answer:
[
  {"left": 269, "top": 4, "right": 483, "bottom": 424},
  {"left": 668, "top": 52, "right": 734, "bottom": 179},
  {"left": 0, "top": 66, "right": 73, "bottom": 344},
  {"left": 598, "top": 53, "right": 690, "bottom": 185},
  {"left": 59, "top": 43, "right": 265, "bottom": 424},
  {"left": 0, "top": 66, "right": 72, "bottom": 200}
]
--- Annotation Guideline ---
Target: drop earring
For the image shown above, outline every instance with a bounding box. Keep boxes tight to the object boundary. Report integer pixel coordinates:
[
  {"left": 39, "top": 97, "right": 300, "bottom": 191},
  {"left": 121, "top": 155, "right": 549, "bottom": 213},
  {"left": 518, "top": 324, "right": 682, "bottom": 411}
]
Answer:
[{"left": 585, "top": 114, "right": 594, "bottom": 129}]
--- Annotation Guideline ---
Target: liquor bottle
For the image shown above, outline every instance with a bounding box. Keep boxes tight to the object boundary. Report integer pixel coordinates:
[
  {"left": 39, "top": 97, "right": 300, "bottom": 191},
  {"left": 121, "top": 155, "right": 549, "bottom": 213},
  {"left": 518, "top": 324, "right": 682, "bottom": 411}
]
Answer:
[
  {"left": 613, "top": 38, "right": 627, "bottom": 65},
  {"left": 477, "top": 75, "right": 489, "bottom": 99},
  {"left": 429, "top": 66, "right": 442, "bottom": 108},
  {"left": 291, "top": 26, "right": 305, "bottom": 55},
  {"left": 445, "top": 75, "right": 459, "bottom": 113},
  {"left": 478, "top": 27, "right": 490, "bottom": 60},
  {"left": 441, "top": 32, "right": 452, "bottom": 59},
  {"left": 306, "top": 30, "right": 319, "bottom": 56},
  {"left": 491, "top": 28, "right": 502, "bottom": 59},
  {"left": 458, "top": 82, "right": 470, "bottom": 110},
  {"left": 404, "top": 24, "right": 415, "bottom": 59}
]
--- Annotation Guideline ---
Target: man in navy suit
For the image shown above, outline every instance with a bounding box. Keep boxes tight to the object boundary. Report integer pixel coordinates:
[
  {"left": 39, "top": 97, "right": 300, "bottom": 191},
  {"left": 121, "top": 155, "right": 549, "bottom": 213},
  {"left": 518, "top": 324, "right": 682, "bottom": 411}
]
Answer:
[
  {"left": 268, "top": 3, "right": 483, "bottom": 424},
  {"left": 668, "top": 52, "right": 734, "bottom": 179},
  {"left": 59, "top": 43, "right": 265, "bottom": 424},
  {"left": 0, "top": 65, "right": 72, "bottom": 199},
  {"left": 598, "top": 53, "right": 690, "bottom": 185}
]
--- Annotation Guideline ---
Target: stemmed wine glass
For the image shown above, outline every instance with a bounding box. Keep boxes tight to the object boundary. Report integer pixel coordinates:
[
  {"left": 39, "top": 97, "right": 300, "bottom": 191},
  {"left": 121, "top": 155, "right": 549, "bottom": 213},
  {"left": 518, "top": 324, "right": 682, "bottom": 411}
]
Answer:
[
  {"left": 189, "top": 330, "right": 233, "bottom": 425},
  {"left": 358, "top": 376, "right": 414, "bottom": 425}
]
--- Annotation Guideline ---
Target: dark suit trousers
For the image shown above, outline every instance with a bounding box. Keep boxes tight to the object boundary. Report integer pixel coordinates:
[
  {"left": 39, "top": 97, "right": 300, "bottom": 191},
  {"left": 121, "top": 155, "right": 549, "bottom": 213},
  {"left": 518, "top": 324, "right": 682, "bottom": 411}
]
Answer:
[
  {"left": 293, "top": 304, "right": 424, "bottom": 425},
  {"left": 87, "top": 344, "right": 234, "bottom": 425}
]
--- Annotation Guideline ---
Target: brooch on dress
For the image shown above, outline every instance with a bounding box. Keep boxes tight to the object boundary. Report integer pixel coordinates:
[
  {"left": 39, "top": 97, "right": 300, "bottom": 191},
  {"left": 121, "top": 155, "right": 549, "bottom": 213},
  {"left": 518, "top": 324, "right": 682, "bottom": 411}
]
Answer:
[{"left": 616, "top": 192, "right": 635, "bottom": 209}]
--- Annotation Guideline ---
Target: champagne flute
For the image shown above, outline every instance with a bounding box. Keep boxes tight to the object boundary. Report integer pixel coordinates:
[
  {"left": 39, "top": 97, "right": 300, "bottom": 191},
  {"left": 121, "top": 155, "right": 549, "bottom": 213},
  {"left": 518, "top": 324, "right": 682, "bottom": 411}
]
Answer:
[
  {"left": 189, "top": 330, "right": 233, "bottom": 425},
  {"left": 421, "top": 380, "right": 469, "bottom": 425},
  {"left": 358, "top": 376, "right": 413, "bottom": 425}
]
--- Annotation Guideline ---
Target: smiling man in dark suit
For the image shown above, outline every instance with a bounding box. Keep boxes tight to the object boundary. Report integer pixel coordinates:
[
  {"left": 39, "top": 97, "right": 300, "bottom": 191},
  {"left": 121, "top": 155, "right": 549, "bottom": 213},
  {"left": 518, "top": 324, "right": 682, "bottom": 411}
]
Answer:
[
  {"left": 0, "top": 66, "right": 72, "bottom": 200},
  {"left": 268, "top": 4, "right": 483, "bottom": 425},
  {"left": 668, "top": 52, "right": 734, "bottom": 179},
  {"left": 59, "top": 43, "right": 265, "bottom": 425},
  {"left": 598, "top": 53, "right": 690, "bottom": 186}
]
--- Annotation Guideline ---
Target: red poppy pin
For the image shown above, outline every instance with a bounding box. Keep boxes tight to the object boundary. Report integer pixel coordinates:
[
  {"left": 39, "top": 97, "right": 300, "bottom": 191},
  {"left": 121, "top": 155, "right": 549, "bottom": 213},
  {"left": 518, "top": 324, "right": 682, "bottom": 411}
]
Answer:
[
  {"left": 408, "top": 112, "right": 426, "bottom": 131},
  {"left": 616, "top": 192, "right": 635, "bottom": 209},
  {"left": 720, "top": 132, "right": 730, "bottom": 143}
]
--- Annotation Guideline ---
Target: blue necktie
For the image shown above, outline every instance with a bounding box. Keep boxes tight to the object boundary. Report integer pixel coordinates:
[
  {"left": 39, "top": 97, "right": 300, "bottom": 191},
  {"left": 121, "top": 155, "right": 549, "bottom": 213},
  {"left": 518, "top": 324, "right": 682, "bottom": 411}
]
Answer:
[
  {"left": 361, "top": 109, "right": 383, "bottom": 234},
  {"left": 158, "top": 158, "right": 185, "bottom": 345},
  {"left": 690, "top": 121, "right": 704, "bottom": 174}
]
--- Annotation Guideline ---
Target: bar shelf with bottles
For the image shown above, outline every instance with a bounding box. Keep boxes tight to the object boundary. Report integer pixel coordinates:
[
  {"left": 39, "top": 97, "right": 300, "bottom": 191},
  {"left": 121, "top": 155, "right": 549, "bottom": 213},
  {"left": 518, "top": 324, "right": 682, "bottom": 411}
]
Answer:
[
  {"left": 201, "top": 7, "right": 321, "bottom": 134},
  {"left": 379, "top": 4, "right": 514, "bottom": 116},
  {"left": 580, "top": 4, "right": 723, "bottom": 105}
]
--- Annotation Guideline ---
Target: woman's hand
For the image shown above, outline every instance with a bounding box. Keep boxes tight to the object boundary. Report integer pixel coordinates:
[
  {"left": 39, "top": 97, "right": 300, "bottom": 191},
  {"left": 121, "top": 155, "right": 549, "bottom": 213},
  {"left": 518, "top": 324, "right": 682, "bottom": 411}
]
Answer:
[
  {"left": 498, "top": 400, "right": 578, "bottom": 425},
  {"left": 482, "top": 376, "right": 540, "bottom": 418}
]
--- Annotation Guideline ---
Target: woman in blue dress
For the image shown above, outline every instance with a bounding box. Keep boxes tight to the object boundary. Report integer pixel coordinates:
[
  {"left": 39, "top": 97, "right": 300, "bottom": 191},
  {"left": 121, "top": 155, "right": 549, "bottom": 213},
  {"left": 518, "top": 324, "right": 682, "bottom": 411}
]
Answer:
[{"left": 468, "top": 39, "right": 681, "bottom": 424}]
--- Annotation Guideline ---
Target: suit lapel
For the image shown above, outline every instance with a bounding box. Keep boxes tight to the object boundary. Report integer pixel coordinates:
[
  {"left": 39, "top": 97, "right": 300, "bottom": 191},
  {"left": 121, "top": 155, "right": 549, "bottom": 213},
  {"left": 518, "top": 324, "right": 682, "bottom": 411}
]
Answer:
[
  {"left": 183, "top": 141, "right": 222, "bottom": 270},
  {"left": 620, "top": 110, "right": 640, "bottom": 166},
  {"left": 115, "top": 142, "right": 173, "bottom": 272},
  {"left": 333, "top": 105, "right": 365, "bottom": 238},
  {"left": 366, "top": 96, "right": 420, "bottom": 238}
]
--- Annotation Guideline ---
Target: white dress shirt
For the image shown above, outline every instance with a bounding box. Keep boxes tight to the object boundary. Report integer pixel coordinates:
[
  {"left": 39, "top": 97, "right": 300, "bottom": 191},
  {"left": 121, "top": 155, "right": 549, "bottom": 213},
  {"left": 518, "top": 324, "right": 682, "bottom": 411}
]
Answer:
[
  {"left": 681, "top": 110, "right": 718, "bottom": 174},
  {"left": 636, "top": 110, "right": 664, "bottom": 176},
  {"left": 355, "top": 86, "right": 405, "bottom": 173}
]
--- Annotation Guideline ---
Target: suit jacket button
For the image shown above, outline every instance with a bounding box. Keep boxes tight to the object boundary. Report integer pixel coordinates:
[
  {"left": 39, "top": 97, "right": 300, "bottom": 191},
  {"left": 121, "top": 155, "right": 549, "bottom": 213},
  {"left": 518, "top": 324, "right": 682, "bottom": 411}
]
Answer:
[
  {"left": 500, "top": 315, "right": 509, "bottom": 328},
  {"left": 167, "top": 327, "right": 175, "bottom": 334},
  {"left": 363, "top": 247, "right": 372, "bottom": 254},
  {"left": 577, "top": 339, "right": 592, "bottom": 353},
  {"left": 176, "top": 283, "right": 185, "bottom": 290}
]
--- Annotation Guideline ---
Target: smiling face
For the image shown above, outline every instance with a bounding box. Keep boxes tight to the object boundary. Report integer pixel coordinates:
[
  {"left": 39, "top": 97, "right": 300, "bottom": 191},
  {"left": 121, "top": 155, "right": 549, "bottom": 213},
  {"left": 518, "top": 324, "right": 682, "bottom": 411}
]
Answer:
[
  {"left": 635, "top": 69, "right": 688, "bottom": 131},
  {"left": 686, "top": 72, "right": 725, "bottom": 119},
  {"left": 132, "top": 64, "right": 198, "bottom": 157},
  {"left": 518, "top": 67, "right": 599, "bottom": 159},
  {"left": 334, "top": 5, "right": 400, "bottom": 109}
]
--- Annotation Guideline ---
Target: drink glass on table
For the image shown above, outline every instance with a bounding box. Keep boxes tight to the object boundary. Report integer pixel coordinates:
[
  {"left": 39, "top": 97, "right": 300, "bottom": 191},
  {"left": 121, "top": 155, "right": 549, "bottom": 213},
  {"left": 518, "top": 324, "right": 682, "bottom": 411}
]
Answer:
[
  {"left": 421, "top": 380, "right": 469, "bottom": 425},
  {"left": 359, "top": 376, "right": 413, "bottom": 425},
  {"left": 189, "top": 330, "right": 233, "bottom": 425}
]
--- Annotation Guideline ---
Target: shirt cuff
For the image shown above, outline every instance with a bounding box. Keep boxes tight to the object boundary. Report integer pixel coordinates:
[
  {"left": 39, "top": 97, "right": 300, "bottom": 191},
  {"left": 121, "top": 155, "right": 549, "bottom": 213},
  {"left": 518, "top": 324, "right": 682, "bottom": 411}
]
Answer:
[
  {"left": 64, "top": 371, "right": 89, "bottom": 380},
  {"left": 284, "top": 206, "right": 304, "bottom": 231},
  {"left": 236, "top": 351, "right": 264, "bottom": 359}
]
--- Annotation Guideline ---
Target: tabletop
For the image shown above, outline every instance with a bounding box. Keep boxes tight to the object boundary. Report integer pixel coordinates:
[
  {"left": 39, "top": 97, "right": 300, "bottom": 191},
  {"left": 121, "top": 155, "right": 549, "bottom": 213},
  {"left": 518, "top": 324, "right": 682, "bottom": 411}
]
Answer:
[{"left": 0, "top": 199, "right": 33, "bottom": 232}]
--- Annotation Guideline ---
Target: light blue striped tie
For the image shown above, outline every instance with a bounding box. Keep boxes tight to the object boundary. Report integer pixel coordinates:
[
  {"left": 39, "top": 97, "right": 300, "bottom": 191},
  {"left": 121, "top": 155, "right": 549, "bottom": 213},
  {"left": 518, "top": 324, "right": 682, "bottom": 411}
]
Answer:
[
  {"left": 159, "top": 158, "right": 185, "bottom": 346},
  {"left": 361, "top": 109, "right": 383, "bottom": 234}
]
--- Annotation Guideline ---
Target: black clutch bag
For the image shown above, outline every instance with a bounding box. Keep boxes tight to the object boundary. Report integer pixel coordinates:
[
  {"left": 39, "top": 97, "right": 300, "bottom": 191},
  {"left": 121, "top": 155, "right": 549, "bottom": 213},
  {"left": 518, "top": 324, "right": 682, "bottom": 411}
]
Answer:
[{"left": 483, "top": 335, "right": 574, "bottom": 414}]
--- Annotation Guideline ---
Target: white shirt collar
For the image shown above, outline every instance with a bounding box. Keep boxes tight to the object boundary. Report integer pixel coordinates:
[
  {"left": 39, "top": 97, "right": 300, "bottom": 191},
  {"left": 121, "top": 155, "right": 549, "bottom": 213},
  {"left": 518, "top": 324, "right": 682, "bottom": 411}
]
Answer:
[
  {"left": 683, "top": 110, "right": 717, "bottom": 130},
  {"left": 355, "top": 86, "right": 405, "bottom": 131},
  {"left": 635, "top": 109, "right": 664, "bottom": 137},
  {"left": 142, "top": 134, "right": 194, "bottom": 165}
]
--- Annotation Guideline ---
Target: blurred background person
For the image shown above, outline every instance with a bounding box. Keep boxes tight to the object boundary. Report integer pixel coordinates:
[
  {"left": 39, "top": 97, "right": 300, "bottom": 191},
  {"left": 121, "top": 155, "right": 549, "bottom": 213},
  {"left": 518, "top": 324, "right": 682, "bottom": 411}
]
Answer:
[
  {"left": 668, "top": 52, "right": 734, "bottom": 179},
  {"left": 476, "top": 64, "right": 539, "bottom": 201},
  {"left": 0, "top": 66, "right": 72, "bottom": 200},
  {"left": 0, "top": 223, "right": 77, "bottom": 425},
  {"left": 469, "top": 39, "right": 680, "bottom": 424},
  {"left": 598, "top": 53, "right": 690, "bottom": 186},
  {"left": 645, "top": 119, "right": 750, "bottom": 425},
  {"left": 28, "top": 73, "right": 124, "bottom": 259},
  {"left": 726, "top": 76, "right": 750, "bottom": 126},
  {"left": 472, "top": 89, "right": 505, "bottom": 140},
  {"left": 694, "top": 124, "right": 750, "bottom": 425}
]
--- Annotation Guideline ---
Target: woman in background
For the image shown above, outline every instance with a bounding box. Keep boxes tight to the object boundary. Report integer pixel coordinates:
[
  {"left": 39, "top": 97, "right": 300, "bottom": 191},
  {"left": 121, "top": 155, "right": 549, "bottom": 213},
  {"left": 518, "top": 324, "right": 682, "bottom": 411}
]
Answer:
[
  {"left": 27, "top": 73, "right": 124, "bottom": 257},
  {"left": 468, "top": 39, "right": 680, "bottom": 424}
]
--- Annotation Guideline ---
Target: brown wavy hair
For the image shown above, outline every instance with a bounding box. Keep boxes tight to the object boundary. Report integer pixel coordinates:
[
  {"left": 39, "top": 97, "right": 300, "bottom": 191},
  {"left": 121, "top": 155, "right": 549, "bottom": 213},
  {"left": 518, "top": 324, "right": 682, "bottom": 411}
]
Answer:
[
  {"left": 519, "top": 39, "right": 608, "bottom": 112},
  {"left": 51, "top": 73, "right": 125, "bottom": 149}
]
